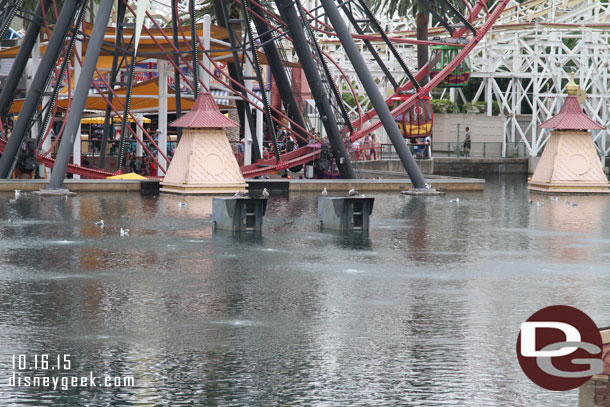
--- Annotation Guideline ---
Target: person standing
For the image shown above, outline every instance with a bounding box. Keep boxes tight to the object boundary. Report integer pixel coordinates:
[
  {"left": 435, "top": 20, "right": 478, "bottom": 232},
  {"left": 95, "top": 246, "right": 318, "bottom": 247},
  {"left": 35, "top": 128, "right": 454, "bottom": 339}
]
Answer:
[
  {"left": 363, "top": 135, "right": 371, "bottom": 160},
  {"left": 423, "top": 134, "right": 432, "bottom": 159},
  {"left": 463, "top": 127, "right": 471, "bottom": 156},
  {"left": 351, "top": 138, "right": 361, "bottom": 160},
  {"left": 371, "top": 134, "right": 379, "bottom": 160}
]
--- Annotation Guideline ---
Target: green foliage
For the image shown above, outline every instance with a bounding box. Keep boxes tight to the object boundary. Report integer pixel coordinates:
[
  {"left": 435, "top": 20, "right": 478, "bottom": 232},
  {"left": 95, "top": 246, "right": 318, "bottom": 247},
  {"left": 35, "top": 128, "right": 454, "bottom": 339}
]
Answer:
[
  {"left": 183, "top": 1, "right": 274, "bottom": 26},
  {"left": 365, "top": 0, "right": 422, "bottom": 18},
  {"left": 430, "top": 98, "right": 458, "bottom": 113},
  {"left": 460, "top": 100, "right": 500, "bottom": 115},
  {"left": 19, "top": 0, "right": 99, "bottom": 26}
]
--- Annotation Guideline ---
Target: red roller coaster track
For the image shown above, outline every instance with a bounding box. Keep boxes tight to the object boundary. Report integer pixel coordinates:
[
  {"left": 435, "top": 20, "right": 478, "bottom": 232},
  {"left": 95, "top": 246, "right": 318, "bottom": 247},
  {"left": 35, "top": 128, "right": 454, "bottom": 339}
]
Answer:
[{"left": 1, "top": 0, "right": 510, "bottom": 180}]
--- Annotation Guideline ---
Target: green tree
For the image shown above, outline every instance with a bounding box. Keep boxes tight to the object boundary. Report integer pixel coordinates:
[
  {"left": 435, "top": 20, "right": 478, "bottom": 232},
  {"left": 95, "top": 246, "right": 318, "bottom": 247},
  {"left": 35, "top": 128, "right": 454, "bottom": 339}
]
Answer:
[{"left": 19, "top": 0, "right": 99, "bottom": 25}]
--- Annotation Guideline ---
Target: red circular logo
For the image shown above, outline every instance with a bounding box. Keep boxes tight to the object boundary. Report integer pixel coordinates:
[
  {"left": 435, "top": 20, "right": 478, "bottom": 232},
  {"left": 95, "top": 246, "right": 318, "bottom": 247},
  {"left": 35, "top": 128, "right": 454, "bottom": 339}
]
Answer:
[{"left": 516, "top": 305, "right": 602, "bottom": 391}]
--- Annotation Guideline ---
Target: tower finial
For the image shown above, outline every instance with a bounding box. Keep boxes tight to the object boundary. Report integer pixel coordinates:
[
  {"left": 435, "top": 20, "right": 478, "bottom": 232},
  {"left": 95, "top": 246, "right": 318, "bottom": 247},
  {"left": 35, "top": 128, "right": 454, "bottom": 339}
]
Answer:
[{"left": 566, "top": 72, "right": 579, "bottom": 96}]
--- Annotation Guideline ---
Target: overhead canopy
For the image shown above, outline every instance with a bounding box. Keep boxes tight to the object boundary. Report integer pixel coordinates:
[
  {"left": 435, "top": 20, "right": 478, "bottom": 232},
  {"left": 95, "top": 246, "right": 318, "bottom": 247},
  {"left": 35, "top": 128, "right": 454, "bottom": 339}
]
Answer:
[
  {"left": 0, "top": 22, "right": 300, "bottom": 68},
  {"left": 10, "top": 77, "right": 234, "bottom": 114},
  {"left": 81, "top": 116, "right": 152, "bottom": 124}
]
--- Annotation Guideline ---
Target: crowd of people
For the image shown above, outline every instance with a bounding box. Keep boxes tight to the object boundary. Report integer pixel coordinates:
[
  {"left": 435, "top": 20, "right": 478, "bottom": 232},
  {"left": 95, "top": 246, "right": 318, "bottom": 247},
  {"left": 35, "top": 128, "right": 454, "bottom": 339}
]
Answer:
[
  {"left": 122, "top": 152, "right": 159, "bottom": 176},
  {"left": 406, "top": 135, "right": 432, "bottom": 159},
  {"left": 350, "top": 134, "right": 380, "bottom": 161}
]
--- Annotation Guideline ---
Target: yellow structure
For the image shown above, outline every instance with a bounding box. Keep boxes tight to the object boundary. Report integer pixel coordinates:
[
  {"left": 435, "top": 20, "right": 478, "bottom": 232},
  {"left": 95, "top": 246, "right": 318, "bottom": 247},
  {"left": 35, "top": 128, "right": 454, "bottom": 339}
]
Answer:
[
  {"left": 160, "top": 93, "right": 247, "bottom": 195},
  {"left": 529, "top": 74, "right": 609, "bottom": 194}
]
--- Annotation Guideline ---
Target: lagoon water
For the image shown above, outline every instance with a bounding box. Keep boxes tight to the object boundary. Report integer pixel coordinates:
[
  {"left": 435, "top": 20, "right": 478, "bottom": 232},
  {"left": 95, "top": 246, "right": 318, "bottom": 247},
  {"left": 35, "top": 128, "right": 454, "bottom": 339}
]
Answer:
[{"left": 0, "top": 175, "right": 609, "bottom": 406}]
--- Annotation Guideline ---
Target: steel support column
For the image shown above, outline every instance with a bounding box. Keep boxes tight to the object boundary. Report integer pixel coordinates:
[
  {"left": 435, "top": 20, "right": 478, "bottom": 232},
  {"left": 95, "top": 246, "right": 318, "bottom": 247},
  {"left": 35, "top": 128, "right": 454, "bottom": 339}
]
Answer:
[
  {"left": 213, "top": 0, "right": 261, "bottom": 162},
  {"left": 0, "top": 0, "right": 83, "bottom": 178},
  {"left": 275, "top": 0, "right": 356, "bottom": 179},
  {"left": 171, "top": 0, "right": 182, "bottom": 142},
  {"left": 0, "top": 0, "right": 51, "bottom": 123},
  {"left": 321, "top": 0, "right": 426, "bottom": 188},
  {"left": 46, "top": 0, "right": 115, "bottom": 189},
  {"left": 99, "top": 0, "right": 127, "bottom": 169},
  {"left": 249, "top": 0, "right": 308, "bottom": 147}
]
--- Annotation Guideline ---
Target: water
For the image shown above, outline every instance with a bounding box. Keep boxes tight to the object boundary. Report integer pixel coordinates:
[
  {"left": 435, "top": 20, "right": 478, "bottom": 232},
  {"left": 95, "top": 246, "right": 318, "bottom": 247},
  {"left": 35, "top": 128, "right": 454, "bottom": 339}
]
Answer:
[{"left": 0, "top": 175, "right": 609, "bottom": 406}]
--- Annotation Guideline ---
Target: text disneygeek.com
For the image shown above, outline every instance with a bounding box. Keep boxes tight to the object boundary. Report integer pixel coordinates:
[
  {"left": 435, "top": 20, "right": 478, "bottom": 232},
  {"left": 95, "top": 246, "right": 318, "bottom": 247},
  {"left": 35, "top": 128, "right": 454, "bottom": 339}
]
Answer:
[
  {"left": 7, "top": 354, "right": 134, "bottom": 390},
  {"left": 8, "top": 372, "right": 135, "bottom": 390}
]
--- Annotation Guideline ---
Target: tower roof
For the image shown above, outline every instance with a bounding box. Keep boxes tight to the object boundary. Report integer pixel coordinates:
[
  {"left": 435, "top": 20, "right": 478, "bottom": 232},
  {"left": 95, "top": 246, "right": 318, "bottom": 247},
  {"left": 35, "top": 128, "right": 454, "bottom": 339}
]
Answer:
[
  {"left": 170, "top": 92, "right": 238, "bottom": 129},
  {"left": 539, "top": 75, "right": 604, "bottom": 131}
]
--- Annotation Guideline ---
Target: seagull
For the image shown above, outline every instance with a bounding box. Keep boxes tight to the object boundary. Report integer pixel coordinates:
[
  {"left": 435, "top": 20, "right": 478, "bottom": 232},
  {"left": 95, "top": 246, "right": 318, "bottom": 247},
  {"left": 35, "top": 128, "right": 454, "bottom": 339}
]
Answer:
[
  {"left": 450, "top": 198, "right": 460, "bottom": 203},
  {"left": 95, "top": 220, "right": 104, "bottom": 227},
  {"left": 564, "top": 199, "right": 571, "bottom": 205},
  {"left": 551, "top": 197, "right": 558, "bottom": 202},
  {"left": 262, "top": 188, "right": 270, "bottom": 198},
  {"left": 572, "top": 202, "right": 578, "bottom": 207},
  {"left": 120, "top": 228, "right": 129, "bottom": 236},
  {"left": 178, "top": 202, "right": 187, "bottom": 208},
  {"left": 234, "top": 191, "right": 247, "bottom": 197},
  {"left": 348, "top": 188, "right": 359, "bottom": 196},
  {"left": 14, "top": 190, "right": 21, "bottom": 198},
  {"left": 321, "top": 188, "right": 328, "bottom": 196},
  {"left": 536, "top": 202, "right": 544, "bottom": 206}
]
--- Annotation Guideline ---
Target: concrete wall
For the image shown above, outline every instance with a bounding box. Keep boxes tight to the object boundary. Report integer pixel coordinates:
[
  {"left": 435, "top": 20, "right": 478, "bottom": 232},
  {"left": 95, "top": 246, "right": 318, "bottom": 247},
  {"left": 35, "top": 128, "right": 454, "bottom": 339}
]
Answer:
[
  {"left": 434, "top": 158, "right": 528, "bottom": 176},
  {"left": 432, "top": 113, "right": 504, "bottom": 144},
  {"left": 356, "top": 159, "right": 434, "bottom": 175},
  {"left": 357, "top": 158, "right": 527, "bottom": 176}
]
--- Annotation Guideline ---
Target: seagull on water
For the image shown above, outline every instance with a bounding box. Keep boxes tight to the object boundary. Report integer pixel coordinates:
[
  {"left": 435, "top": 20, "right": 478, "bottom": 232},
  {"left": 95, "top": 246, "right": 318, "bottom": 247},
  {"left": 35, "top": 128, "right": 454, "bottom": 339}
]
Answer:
[
  {"left": 321, "top": 188, "right": 328, "bottom": 196},
  {"left": 450, "top": 198, "right": 460, "bottom": 203},
  {"left": 262, "top": 188, "right": 270, "bottom": 198},
  {"left": 95, "top": 220, "right": 104, "bottom": 227},
  {"left": 120, "top": 228, "right": 129, "bottom": 236},
  {"left": 178, "top": 202, "right": 187, "bottom": 208},
  {"left": 14, "top": 190, "right": 21, "bottom": 198},
  {"left": 348, "top": 188, "right": 359, "bottom": 196}
]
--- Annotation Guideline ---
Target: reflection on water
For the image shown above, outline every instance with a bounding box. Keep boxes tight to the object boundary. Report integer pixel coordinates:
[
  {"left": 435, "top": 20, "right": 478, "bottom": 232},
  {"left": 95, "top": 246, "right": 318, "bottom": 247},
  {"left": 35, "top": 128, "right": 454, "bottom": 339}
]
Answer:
[{"left": 0, "top": 175, "right": 609, "bottom": 406}]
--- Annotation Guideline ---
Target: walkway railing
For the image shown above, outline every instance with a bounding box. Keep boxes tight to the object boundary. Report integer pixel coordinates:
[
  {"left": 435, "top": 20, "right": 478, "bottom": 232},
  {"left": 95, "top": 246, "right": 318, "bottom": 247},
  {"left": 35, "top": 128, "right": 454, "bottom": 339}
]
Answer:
[{"left": 366, "top": 142, "right": 528, "bottom": 159}]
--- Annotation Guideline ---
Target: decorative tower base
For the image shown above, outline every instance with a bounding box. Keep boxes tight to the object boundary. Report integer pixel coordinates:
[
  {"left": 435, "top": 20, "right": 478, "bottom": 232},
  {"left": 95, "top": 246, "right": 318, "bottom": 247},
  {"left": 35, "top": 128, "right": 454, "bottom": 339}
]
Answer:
[
  {"left": 160, "top": 93, "right": 247, "bottom": 195},
  {"left": 529, "top": 131, "right": 609, "bottom": 194},
  {"left": 529, "top": 73, "right": 609, "bottom": 194},
  {"left": 160, "top": 128, "right": 247, "bottom": 195}
]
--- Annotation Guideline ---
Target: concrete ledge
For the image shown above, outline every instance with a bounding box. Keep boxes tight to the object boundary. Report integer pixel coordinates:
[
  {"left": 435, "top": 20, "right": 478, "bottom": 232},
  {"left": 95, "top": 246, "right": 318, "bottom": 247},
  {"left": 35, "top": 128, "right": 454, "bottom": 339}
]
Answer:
[
  {"left": 356, "top": 159, "right": 434, "bottom": 174},
  {"left": 289, "top": 178, "right": 484, "bottom": 192},
  {"left": 529, "top": 182, "right": 610, "bottom": 194},
  {"left": 433, "top": 157, "right": 528, "bottom": 175},
  {"left": 0, "top": 179, "right": 143, "bottom": 192},
  {"left": 160, "top": 182, "right": 247, "bottom": 195}
]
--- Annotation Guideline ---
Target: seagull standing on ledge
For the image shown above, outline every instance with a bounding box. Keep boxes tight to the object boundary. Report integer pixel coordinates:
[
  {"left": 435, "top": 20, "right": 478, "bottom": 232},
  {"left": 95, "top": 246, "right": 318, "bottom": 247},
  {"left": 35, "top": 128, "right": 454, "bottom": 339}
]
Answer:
[
  {"left": 235, "top": 191, "right": 247, "bottom": 197},
  {"left": 348, "top": 189, "right": 359, "bottom": 196},
  {"left": 262, "top": 188, "right": 270, "bottom": 198},
  {"left": 321, "top": 188, "right": 328, "bottom": 196}
]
